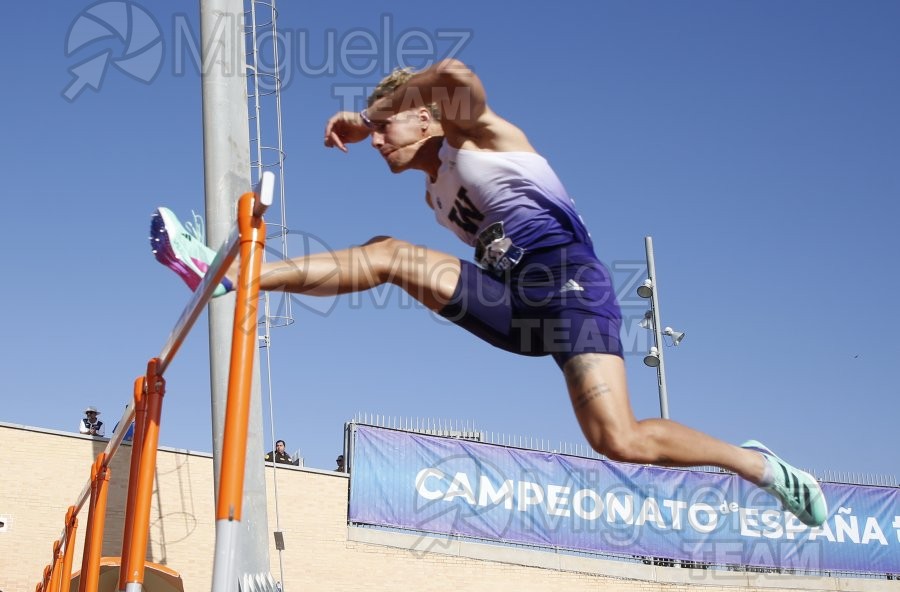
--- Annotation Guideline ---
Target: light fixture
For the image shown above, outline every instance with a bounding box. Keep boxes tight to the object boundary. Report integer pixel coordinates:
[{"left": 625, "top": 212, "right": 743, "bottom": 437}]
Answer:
[
  {"left": 640, "top": 310, "right": 653, "bottom": 330},
  {"left": 663, "top": 326, "right": 686, "bottom": 346},
  {"left": 643, "top": 346, "right": 661, "bottom": 367},
  {"left": 637, "top": 279, "right": 653, "bottom": 298}
]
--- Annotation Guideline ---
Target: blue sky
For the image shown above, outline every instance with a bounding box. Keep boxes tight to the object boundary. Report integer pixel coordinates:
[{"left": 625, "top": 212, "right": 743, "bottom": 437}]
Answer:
[{"left": 2, "top": 1, "right": 898, "bottom": 478}]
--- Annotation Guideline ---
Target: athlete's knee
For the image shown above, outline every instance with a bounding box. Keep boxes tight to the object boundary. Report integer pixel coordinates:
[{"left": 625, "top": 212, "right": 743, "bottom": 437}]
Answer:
[
  {"left": 598, "top": 433, "right": 637, "bottom": 463},
  {"left": 592, "top": 427, "right": 645, "bottom": 463},
  {"left": 362, "top": 234, "right": 400, "bottom": 261},
  {"left": 363, "top": 235, "right": 421, "bottom": 255},
  {"left": 362, "top": 235, "right": 396, "bottom": 247},
  {"left": 359, "top": 236, "right": 415, "bottom": 282}
]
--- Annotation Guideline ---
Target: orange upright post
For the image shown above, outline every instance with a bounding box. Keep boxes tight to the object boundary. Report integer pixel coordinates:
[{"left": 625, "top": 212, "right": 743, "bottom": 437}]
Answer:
[
  {"left": 217, "top": 191, "right": 266, "bottom": 522},
  {"left": 211, "top": 191, "right": 266, "bottom": 591},
  {"left": 122, "top": 359, "right": 165, "bottom": 592},
  {"left": 48, "top": 540, "right": 63, "bottom": 592},
  {"left": 60, "top": 507, "right": 79, "bottom": 592},
  {"left": 41, "top": 565, "right": 52, "bottom": 591},
  {"left": 118, "top": 376, "right": 147, "bottom": 592},
  {"left": 78, "top": 454, "right": 110, "bottom": 592}
]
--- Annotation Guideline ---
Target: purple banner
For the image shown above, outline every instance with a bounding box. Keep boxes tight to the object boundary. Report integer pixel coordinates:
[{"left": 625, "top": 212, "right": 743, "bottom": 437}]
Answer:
[{"left": 349, "top": 425, "right": 900, "bottom": 573}]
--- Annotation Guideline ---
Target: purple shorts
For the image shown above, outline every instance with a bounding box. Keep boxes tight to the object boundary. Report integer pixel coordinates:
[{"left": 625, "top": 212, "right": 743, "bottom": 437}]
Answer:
[{"left": 438, "top": 243, "right": 623, "bottom": 368}]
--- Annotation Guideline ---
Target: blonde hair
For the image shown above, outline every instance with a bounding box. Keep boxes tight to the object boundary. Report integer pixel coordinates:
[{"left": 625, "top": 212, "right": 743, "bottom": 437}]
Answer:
[{"left": 367, "top": 67, "right": 441, "bottom": 119}]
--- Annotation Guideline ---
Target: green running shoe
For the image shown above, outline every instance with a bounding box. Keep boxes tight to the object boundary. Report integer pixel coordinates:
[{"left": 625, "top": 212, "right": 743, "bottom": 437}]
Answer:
[
  {"left": 742, "top": 440, "right": 828, "bottom": 527},
  {"left": 150, "top": 207, "right": 232, "bottom": 297}
]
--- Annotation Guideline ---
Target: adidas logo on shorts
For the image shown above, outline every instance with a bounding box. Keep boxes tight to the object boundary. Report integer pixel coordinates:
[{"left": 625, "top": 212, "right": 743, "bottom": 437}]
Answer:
[{"left": 560, "top": 279, "right": 585, "bottom": 293}]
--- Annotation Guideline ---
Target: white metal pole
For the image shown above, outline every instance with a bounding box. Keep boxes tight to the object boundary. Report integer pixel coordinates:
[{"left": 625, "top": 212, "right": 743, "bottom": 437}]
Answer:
[{"left": 645, "top": 236, "right": 671, "bottom": 419}]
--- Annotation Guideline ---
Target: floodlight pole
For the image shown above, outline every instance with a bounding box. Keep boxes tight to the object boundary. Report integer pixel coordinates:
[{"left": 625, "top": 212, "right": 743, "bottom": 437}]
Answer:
[
  {"left": 201, "top": 1, "right": 275, "bottom": 590},
  {"left": 645, "top": 236, "right": 671, "bottom": 419}
]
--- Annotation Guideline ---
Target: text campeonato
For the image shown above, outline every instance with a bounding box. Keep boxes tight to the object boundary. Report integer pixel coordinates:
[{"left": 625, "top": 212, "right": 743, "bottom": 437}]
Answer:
[{"left": 415, "top": 468, "right": 890, "bottom": 545}]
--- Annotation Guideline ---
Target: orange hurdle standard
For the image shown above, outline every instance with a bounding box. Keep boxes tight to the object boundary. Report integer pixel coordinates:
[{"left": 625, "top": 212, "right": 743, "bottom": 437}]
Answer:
[
  {"left": 211, "top": 190, "right": 268, "bottom": 592},
  {"left": 118, "top": 376, "right": 148, "bottom": 592},
  {"left": 33, "top": 172, "right": 274, "bottom": 591},
  {"left": 122, "top": 360, "right": 165, "bottom": 592},
  {"left": 38, "top": 548, "right": 52, "bottom": 592},
  {"left": 38, "top": 494, "right": 81, "bottom": 590},
  {"left": 48, "top": 539, "right": 64, "bottom": 592},
  {"left": 78, "top": 454, "right": 111, "bottom": 592},
  {"left": 41, "top": 565, "right": 52, "bottom": 591},
  {"left": 60, "top": 507, "right": 79, "bottom": 592}
]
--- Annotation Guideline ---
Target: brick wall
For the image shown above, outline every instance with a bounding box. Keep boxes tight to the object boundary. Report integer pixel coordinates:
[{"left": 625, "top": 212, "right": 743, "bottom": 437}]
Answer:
[{"left": 0, "top": 424, "right": 891, "bottom": 592}]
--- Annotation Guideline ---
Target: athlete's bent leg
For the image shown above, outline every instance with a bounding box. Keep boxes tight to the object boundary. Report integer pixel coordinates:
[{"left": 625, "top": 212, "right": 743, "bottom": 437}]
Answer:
[
  {"left": 256, "top": 236, "right": 461, "bottom": 312},
  {"left": 151, "top": 209, "right": 460, "bottom": 309},
  {"left": 563, "top": 352, "right": 828, "bottom": 527},
  {"left": 562, "top": 352, "right": 766, "bottom": 482}
]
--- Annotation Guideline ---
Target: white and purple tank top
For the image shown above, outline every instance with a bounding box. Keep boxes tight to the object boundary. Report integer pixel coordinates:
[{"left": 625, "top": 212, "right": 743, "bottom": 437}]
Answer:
[{"left": 425, "top": 141, "right": 592, "bottom": 251}]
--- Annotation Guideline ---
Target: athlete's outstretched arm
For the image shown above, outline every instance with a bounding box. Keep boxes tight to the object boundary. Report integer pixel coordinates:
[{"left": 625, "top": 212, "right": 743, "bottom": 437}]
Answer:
[
  {"left": 323, "top": 60, "right": 487, "bottom": 151},
  {"left": 367, "top": 59, "right": 488, "bottom": 133},
  {"left": 324, "top": 111, "right": 370, "bottom": 152}
]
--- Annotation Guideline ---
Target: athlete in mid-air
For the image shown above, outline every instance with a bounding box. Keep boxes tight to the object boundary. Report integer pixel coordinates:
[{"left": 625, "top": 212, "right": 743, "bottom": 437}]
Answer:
[{"left": 151, "top": 59, "right": 827, "bottom": 527}]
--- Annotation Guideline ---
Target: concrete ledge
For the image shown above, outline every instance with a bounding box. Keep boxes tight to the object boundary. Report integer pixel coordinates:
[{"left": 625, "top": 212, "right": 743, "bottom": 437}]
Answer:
[
  {"left": 0, "top": 421, "right": 349, "bottom": 477},
  {"left": 348, "top": 526, "right": 895, "bottom": 591}
]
